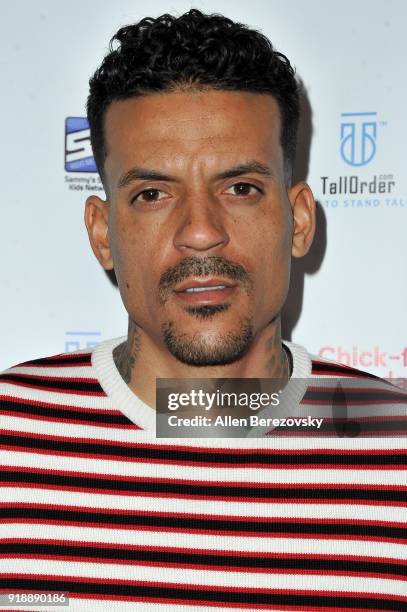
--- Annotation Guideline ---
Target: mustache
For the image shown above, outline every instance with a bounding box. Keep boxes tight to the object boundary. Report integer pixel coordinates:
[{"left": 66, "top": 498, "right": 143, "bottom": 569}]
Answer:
[{"left": 158, "top": 256, "right": 252, "bottom": 302}]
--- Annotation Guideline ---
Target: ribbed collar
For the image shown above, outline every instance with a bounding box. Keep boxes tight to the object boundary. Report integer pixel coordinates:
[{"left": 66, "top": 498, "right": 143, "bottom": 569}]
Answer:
[{"left": 92, "top": 336, "right": 312, "bottom": 433}]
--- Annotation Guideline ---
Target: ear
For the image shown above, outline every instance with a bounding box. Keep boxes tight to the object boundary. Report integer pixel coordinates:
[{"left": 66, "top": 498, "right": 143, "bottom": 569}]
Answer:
[
  {"left": 287, "top": 181, "right": 316, "bottom": 258},
  {"left": 84, "top": 195, "right": 114, "bottom": 270}
]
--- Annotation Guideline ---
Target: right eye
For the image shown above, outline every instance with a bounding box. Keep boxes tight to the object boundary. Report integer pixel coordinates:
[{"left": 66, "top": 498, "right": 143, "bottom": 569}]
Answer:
[{"left": 131, "top": 188, "right": 169, "bottom": 204}]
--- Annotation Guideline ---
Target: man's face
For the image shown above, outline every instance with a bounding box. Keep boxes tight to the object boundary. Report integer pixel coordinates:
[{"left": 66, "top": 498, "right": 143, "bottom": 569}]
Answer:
[{"left": 100, "top": 90, "right": 297, "bottom": 365}]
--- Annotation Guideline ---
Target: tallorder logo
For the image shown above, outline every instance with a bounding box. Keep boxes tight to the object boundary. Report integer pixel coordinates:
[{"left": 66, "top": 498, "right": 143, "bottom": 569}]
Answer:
[
  {"left": 340, "top": 112, "right": 377, "bottom": 167},
  {"left": 65, "top": 117, "right": 97, "bottom": 172},
  {"left": 319, "top": 112, "right": 404, "bottom": 209}
]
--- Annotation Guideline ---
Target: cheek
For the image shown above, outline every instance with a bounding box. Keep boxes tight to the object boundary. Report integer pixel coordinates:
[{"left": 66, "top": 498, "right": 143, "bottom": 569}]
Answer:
[
  {"left": 109, "top": 211, "right": 172, "bottom": 316},
  {"left": 246, "top": 206, "right": 293, "bottom": 309},
  {"left": 264, "top": 219, "right": 292, "bottom": 279},
  {"left": 240, "top": 204, "right": 292, "bottom": 269},
  {"left": 108, "top": 215, "right": 147, "bottom": 299}
]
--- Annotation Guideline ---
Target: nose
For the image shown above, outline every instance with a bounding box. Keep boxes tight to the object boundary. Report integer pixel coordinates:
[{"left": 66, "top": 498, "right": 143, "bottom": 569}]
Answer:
[{"left": 173, "top": 193, "right": 230, "bottom": 254}]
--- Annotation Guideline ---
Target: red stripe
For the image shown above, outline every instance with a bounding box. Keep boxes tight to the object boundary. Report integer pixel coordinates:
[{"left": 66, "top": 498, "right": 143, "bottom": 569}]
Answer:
[
  {"left": 1, "top": 482, "right": 405, "bottom": 505},
  {"left": 3, "top": 539, "right": 406, "bottom": 563},
  {"left": 13, "top": 352, "right": 92, "bottom": 365},
  {"left": 13, "top": 361, "right": 92, "bottom": 369},
  {"left": 2, "top": 576, "right": 407, "bottom": 602},
  {"left": 2, "top": 465, "right": 405, "bottom": 491},
  {"left": 0, "top": 395, "right": 123, "bottom": 415},
  {"left": 1, "top": 553, "right": 405, "bottom": 581},
  {"left": 1, "top": 431, "right": 405, "bottom": 456},
  {"left": 311, "top": 371, "right": 378, "bottom": 380},
  {"left": 0, "top": 413, "right": 136, "bottom": 429},
  {"left": 266, "top": 432, "right": 406, "bottom": 439},
  {"left": 311, "top": 360, "right": 378, "bottom": 374},
  {"left": 0, "top": 505, "right": 405, "bottom": 542},
  {"left": 1, "top": 582, "right": 405, "bottom": 611},
  {"left": 304, "top": 384, "right": 404, "bottom": 396},
  {"left": 311, "top": 369, "right": 372, "bottom": 377},
  {"left": 12, "top": 360, "right": 92, "bottom": 368},
  {"left": 1, "top": 517, "right": 404, "bottom": 543},
  {"left": 0, "top": 444, "right": 404, "bottom": 466},
  {"left": 302, "top": 416, "right": 406, "bottom": 422},
  {"left": 0, "top": 374, "right": 100, "bottom": 384},
  {"left": 2, "top": 503, "right": 405, "bottom": 527},
  {"left": 0, "top": 431, "right": 405, "bottom": 466},
  {"left": 301, "top": 398, "right": 406, "bottom": 405},
  {"left": 0, "top": 379, "right": 106, "bottom": 396},
  {"left": 2, "top": 465, "right": 406, "bottom": 494}
]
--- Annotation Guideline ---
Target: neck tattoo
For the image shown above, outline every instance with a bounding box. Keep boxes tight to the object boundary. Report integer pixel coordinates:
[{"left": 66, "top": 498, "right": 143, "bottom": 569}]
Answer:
[{"left": 282, "top": 344, "right": 293, "bottom": 378}]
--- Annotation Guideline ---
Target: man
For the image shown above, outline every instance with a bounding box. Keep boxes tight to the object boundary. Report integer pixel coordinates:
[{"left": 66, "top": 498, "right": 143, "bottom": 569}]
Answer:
[{"left": 0, "top": 9, "right": 405, "bottom": 611}]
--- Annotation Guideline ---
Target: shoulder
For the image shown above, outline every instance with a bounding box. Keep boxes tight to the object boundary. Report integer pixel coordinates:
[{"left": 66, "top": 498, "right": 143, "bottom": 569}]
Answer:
[
  {"left": 284, "top": 339, "right": 392, "bottom": 384},
  {"left": 309, "top": 352, "right": 384, "bottom": 381},
  {"left": 306, "top": 350, "right": 406, "bottom": 435},
  {"left": 307, "top": 349, "right": 406, "bottom": 398},
  {"left": 286, "top": 343, "right": 407, "bottom": 406},
  {"left": 0, "top": 346, "right": 106, "bottom": 398},
  {"left": 0, "top": 340, "right": 135, "bottom": 434}
]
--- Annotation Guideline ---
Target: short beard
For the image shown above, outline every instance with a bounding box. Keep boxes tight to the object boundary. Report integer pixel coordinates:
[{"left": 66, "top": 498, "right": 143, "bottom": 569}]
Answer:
[{"left": 162, "top": 316, "right": 253, "bottom": 366}]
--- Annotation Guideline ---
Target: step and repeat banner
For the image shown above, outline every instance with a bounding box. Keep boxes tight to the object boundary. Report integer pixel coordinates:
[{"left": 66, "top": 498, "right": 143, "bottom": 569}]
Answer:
[{"left": 1, "top": 0, "right": 406, "bottom": 385}]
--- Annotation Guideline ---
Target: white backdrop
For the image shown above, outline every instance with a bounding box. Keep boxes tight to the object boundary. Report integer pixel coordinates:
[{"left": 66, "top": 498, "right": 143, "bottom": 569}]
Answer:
[{"left": 1, "top": 0, "right": 406, "bottom": 385}]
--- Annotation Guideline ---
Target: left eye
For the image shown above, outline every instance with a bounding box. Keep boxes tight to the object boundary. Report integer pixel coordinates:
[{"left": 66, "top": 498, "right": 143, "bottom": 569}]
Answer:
[
  {"left": 132, "top": 188, "right": 168, "bottom": 203},
  {"left": 224, "top": 182, "right": 261, "bottom": 196}
]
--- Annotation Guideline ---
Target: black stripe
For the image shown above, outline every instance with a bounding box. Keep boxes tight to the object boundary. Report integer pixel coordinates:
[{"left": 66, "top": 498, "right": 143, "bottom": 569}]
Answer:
[
  {"left": 0, "top": 374, "right": 103, "bottom": 393},
  {"left": 0, "top": 433, "right": 405, "bottom": 465},
  {"left": 18, "top": 355, "right": 92, "bottom": 366},
  {"left": 0, "top": 578, "right": 403, "bottom": 609},
  {"left": 1, "top": 470, "right": 405, "bottom": 501},
  {"left": 303, "top": 388, "right": 407, "bottom": 403},
  {"left": 0, "top": 400, "right": 132, "bottom": 426},
  {"left": 1, "top": 542, "right": 405, "bottom": 577},
  {"left": 0, "top": 507, "right": 406, "bottom": 540},
  {"left": 311, "top": 362, "right": 379, "bottom": 379},
  {"left": 285, "top": 421, "right": 407, "bottom": 434}
]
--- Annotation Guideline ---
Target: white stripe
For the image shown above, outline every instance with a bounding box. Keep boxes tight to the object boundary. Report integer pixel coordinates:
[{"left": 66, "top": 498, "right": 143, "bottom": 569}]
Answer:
[
  {"left": 1, "top": 524, "right": 405, "bottom": 559},
  {"left": 53, "top": 602, "right": 302, "bottom": 612},
  {"left": 0, "top": 382, "right": 114, "bottom": 410},
  {"left": 1, "top": 451, "right": 405, "bottom": 485},
  {"left": 1, "top": 487, "right": 406, "bottom": 522},
  {"left": 4, "top": 365, "right": 96, "bottom": 378},
  {"left": 0, "top": 415, "right": 142, "bottom": 441},
  {"left": 1, "top": 559, "right": 405, "bottom": 595},
  {"left": 1, "top": 412, "right": 407, "bottom": 448},
  {"left": 144, "top": 436, "right": 407, "bottom": 448},
  {"left": 75, "top": 604, "right": 324, "bottom": 612},
  {"left": 6, "top": 365, "right": 405, "bottom": 417},
  {"left": 0, "top": 601, "right": 290, "bottom": 612}
]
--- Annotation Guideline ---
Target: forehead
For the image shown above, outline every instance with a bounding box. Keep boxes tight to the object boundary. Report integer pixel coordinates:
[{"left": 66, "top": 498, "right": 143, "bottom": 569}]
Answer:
[{"left": 103, "top": 89, "right": 283, "bottom": 183}]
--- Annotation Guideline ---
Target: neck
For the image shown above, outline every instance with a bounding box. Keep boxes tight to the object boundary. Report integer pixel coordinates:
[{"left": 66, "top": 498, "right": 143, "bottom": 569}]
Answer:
[{"left": 113, "top": 317, "right": 289, "bottom": 408}]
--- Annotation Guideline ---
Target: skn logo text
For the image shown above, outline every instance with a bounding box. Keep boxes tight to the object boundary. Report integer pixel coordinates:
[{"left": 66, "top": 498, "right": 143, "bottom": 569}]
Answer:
[
  {"left": 340, "top": 112, "right": 382, "bottom": 167},
  {"left": 65, "top": 117, "right": 97, "bottom": 172}
]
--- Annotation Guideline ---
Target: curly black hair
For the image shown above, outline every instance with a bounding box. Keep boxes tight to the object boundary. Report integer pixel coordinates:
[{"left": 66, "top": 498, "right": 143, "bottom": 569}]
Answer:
[{"left": 87, "top": 9, "right": 299, "bottom": 185}]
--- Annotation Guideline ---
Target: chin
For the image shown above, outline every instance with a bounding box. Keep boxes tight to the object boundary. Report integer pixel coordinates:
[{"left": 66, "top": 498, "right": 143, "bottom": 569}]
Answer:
[{"left": 161, "top": 317, "right": 253, "bottom": 367}]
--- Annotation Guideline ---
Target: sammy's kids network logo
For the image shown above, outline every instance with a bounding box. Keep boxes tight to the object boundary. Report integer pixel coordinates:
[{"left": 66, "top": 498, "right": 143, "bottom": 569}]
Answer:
[{"left": 65, "top": 117, "right": 97, "bottom": 172}]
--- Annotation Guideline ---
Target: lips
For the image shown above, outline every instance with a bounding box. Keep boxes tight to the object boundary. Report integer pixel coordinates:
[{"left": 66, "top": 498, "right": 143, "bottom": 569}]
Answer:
[
  {"left": 174, "top": 278, "right": 236, "bottom": 293},
  {"left": 174, "top": 278, "right": 237, "bottom": 305}
]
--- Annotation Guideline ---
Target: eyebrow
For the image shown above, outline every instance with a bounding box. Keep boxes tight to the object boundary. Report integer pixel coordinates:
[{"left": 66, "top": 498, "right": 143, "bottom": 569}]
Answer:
[
  {"left": 216, "top": 161, "right": 274, "bottom": 180},
  {"left": 117, "top": 168, "right": 177, "bottom": 189},
  {"left": 117, "top": 160, "right": 274, "bottom": 190}
]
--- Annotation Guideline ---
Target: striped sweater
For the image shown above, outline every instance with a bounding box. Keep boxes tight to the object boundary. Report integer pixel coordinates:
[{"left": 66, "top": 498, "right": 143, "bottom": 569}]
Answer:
[{"left": 0, "top": 336, "right": 406, "bottom": 611}]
